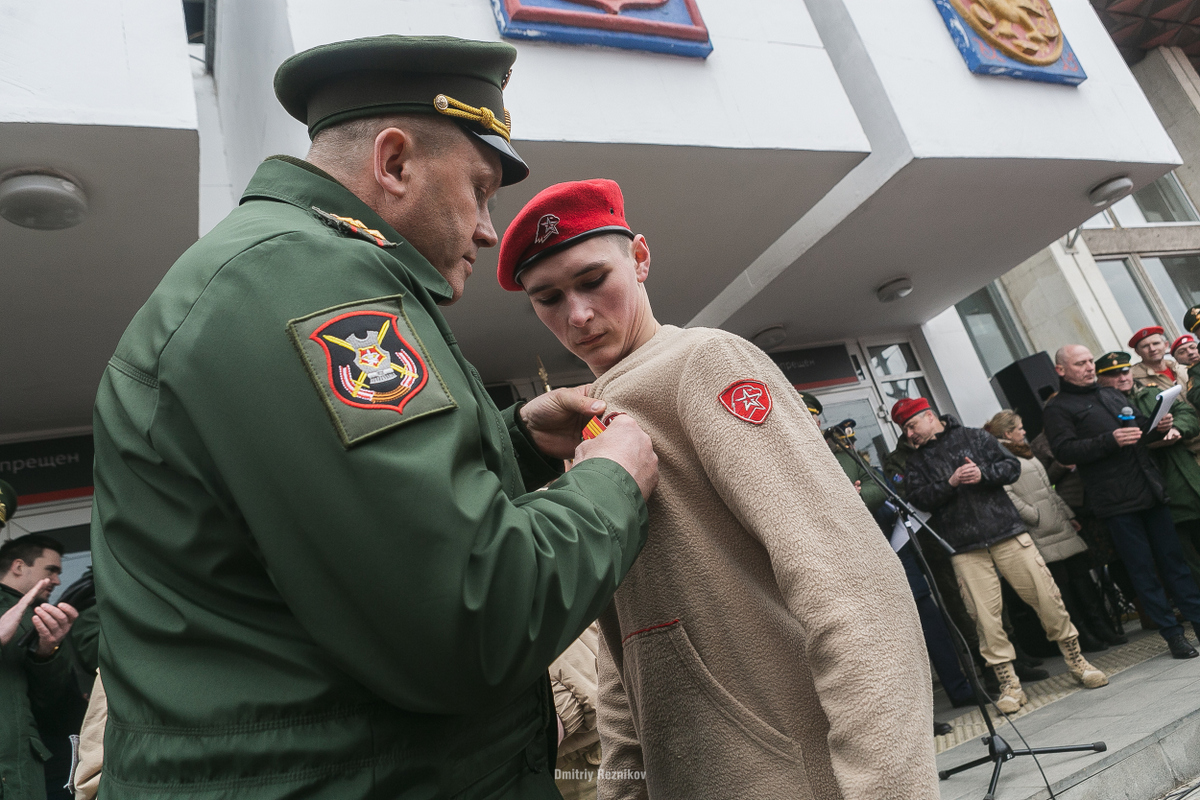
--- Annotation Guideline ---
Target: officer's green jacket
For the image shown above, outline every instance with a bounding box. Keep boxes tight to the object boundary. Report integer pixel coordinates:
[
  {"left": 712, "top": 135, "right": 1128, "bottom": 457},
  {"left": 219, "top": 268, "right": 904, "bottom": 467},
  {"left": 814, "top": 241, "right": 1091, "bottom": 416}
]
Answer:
[
  {"left": 0, "top": 584, "right": 74, "bottom": 800},
  {"left": 828, "top": 440, "right": 886, "bottom": 513},
  {"left": 1128, "top": 387, "right": 1200, "bottom": 523},
  {"left": 91, "top": 156, "right": 649, "bottom": 800}
]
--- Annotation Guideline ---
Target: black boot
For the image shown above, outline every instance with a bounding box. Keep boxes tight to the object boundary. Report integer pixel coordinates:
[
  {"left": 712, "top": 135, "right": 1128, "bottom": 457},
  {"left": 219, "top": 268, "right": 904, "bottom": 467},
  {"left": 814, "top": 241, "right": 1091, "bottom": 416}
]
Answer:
[
  {"left": 1075, "top": 622, "right": 1109, "bottom": 653},
  {"left": 1014, "top": 659, "right": 1050, "bottom": 682},
  {"left": 1167, "top": 634, "right": 1198, "bottom": 659}
]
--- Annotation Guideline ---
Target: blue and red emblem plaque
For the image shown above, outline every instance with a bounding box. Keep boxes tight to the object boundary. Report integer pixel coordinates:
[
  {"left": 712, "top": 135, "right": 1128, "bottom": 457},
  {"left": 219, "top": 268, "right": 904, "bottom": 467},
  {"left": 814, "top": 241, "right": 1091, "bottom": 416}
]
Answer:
[
  {"left": 931, "top": 0, "right": 1085, "bottom": 85},
  {"left": 492, "top": 0, "right": 712, "bottom": 59}
]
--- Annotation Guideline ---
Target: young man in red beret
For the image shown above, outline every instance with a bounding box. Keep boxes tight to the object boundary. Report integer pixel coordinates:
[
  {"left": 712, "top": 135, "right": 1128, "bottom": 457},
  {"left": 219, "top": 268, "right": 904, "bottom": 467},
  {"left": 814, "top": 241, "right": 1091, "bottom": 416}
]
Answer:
[
  {"left": 498, "top": 179, "right": 938, "bottom": 800},
  {"left": 899, "top": 400, "right": 1109, "bottom": 714},
  {"left": 1130, "top": 326, "right": 1187, "bottom": 392}
]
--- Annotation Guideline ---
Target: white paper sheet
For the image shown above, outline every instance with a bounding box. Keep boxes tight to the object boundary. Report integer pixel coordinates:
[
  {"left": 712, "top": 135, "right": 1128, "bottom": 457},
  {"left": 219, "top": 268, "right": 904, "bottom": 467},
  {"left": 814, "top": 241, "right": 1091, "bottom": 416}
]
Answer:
[{"left": 1149, "top": 384, "right": 1184, "bottom": 433}]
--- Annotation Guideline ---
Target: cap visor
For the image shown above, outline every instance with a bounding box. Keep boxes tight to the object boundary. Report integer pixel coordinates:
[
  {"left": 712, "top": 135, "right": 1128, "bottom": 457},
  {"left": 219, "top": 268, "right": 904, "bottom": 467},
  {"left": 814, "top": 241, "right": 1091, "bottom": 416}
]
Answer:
[{"left": 471, "top": 131, "right": 529, "bottom": 186}]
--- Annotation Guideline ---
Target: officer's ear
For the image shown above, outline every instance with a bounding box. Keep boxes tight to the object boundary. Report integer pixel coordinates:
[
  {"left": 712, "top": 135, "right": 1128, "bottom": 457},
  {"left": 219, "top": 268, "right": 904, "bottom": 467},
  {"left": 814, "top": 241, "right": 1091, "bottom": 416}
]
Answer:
[{"left": 373, "top": 127, "right": 416, "bottom": 200}]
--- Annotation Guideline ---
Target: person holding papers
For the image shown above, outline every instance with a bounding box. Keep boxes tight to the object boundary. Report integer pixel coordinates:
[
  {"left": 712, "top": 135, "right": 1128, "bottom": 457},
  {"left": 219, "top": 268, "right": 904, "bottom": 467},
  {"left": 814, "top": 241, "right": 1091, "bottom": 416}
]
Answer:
[
  {"left": 1045, "top": 346, "right": 1200, "bottom": 660},
  {"left": 1097, "top": 351, "right": 1200, "bottom": 601}
]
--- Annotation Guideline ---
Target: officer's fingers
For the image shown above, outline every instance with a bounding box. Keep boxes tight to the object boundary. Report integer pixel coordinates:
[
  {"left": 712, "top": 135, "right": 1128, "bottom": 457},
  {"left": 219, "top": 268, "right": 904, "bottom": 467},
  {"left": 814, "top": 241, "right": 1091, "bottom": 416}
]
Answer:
[
  {"left": 31, "top": 613, "right": 52, "bottom": 639},
  {"left": 57, "top": 603, "right": 79, "bottom": 622}
]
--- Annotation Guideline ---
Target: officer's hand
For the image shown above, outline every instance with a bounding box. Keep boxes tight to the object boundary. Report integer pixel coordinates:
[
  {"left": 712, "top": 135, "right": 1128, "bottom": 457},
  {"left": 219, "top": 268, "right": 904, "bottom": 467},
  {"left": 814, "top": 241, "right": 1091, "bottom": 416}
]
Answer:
[
  {"left": 521, "top": 386, "right": 606, "bottom": 460},
  {"left": 1157, "top": 413, "right": 1174, "bottom": 433},
  {"left": 1113, "top": 428, "right": 1142, "bottom": 447},
  {"left": 574, "top": 414, "right": 658, "bottom": 500},
  {"left": 0, "top": 580, "right": 49, "bottom": 646},
  {"left": 32, "top": 602, "right": 78, "bottom": 659}
]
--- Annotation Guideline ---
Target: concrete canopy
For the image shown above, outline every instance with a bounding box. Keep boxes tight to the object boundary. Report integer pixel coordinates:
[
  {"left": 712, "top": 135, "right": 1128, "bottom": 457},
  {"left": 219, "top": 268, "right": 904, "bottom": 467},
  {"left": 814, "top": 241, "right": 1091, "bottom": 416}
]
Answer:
[{"left": 0, "top": 0, "right": 198, "bottom": 440}]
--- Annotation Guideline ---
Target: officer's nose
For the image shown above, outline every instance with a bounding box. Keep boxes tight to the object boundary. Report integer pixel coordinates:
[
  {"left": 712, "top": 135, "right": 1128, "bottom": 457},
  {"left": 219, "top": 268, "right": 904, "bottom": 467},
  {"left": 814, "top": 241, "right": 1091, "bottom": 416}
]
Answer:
[{"left": 476, "top": 207, "right": 499, "bottom": 249}]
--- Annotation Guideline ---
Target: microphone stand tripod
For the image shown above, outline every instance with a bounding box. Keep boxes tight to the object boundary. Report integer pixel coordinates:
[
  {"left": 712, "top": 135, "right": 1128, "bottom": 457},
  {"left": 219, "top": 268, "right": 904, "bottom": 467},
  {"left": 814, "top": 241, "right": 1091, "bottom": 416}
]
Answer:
[{"left": 827, "top": 431, "right": 1105, "bottom": 800}]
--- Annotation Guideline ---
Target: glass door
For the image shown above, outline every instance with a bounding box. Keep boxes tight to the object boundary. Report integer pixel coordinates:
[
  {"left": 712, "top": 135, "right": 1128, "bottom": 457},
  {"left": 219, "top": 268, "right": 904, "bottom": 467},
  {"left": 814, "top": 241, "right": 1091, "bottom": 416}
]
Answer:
[{"left": 813, "top": 385, "right": 892, "bottom": 470}]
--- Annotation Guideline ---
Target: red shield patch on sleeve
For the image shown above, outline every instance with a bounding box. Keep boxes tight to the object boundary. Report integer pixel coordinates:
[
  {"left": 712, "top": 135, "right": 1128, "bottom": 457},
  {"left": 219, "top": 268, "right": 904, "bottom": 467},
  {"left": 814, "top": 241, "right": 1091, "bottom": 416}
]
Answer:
[
  {"left": 311, "top": 310, "right": 428, "bottom": 414},
  {"left": 719, "top": 380, "right": 772, "bottom": 425}
]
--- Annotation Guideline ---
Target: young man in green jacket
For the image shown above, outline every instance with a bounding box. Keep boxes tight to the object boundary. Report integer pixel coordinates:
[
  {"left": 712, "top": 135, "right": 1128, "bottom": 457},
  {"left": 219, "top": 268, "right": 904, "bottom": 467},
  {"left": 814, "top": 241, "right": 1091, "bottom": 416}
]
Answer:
[
  {"left": 91, "top": 37, "right": 658, "bottom": 800},
  {"left": 0, "top": 527, "right": 79, "bottom": 800}
]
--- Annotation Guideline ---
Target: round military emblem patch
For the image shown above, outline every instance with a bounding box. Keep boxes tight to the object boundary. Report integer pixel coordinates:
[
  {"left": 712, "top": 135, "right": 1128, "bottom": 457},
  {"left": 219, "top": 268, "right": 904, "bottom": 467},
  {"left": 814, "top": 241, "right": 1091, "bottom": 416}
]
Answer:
[
  {"left": 719, "top": 379, "right": 772, "bottom": 425},
  {"left": 311, "top": 310, "right": 428, "bottom": 413}
]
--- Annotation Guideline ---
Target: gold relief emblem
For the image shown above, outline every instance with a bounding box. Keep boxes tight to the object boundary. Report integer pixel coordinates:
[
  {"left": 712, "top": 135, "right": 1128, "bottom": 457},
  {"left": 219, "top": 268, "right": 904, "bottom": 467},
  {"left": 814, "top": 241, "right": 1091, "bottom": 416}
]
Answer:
[{"left": 949, "top": 0, "right": 1063, "bottom": 66}]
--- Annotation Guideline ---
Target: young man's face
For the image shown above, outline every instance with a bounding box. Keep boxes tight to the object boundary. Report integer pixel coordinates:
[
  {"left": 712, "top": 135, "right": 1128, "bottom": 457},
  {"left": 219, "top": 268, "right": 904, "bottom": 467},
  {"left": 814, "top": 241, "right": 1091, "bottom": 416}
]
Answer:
[
  {"left": 4, "top": 549, "right": 62, "bottom": 600},
  {"left": 903, "top": 410, "right": 942, "bottom": 447},
  {"left": 1135, "top": 335, "right": 1167, "bottom": 364},
  {"left": 1176, "top": 341, "right": 1200, "bottom": 367},
  {"left": 521, "top": 233, "right": 652, "bottom": 375}
]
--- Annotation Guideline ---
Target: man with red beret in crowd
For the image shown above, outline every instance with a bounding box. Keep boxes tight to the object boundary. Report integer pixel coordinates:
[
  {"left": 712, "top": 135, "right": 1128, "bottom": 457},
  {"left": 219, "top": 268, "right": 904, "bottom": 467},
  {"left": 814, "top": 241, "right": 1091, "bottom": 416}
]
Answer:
[
  {"left": 1130, "top": 325, "right": 1187, "bottom": 392},
  {"left": 898, "top": 397, "right": 1108, "bottom": 715},
  {"left": 497, "top": 179, "right": 938, "bottom": 800}
]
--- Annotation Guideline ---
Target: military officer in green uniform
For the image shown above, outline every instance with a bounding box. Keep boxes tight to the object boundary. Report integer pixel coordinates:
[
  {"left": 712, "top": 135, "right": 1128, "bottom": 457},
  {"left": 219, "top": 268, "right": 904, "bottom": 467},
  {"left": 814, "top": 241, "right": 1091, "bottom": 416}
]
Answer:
[{"left": 90, "top": 36, "right": 657, "bottom": 800}]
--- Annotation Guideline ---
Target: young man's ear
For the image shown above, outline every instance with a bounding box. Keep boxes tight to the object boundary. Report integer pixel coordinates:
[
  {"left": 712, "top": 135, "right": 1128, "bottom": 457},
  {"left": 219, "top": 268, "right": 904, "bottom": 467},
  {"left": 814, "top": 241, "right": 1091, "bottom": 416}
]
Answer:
[
  {"left": 632, "top": 234, "right": 651, "bottom": 283},
  {"left": 373, "top": 127, "right": 416, "bottom": 200}
]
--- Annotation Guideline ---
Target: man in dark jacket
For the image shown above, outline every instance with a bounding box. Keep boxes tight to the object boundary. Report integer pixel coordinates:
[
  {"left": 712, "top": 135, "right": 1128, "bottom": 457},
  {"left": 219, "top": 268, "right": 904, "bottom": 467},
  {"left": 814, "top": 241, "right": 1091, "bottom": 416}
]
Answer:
[
  {"left": 901, "top": 398, "right": 1106, "bottom": 714},
  {"left": 1047, "top": 344, "right": 1200, "bottom": 660}
]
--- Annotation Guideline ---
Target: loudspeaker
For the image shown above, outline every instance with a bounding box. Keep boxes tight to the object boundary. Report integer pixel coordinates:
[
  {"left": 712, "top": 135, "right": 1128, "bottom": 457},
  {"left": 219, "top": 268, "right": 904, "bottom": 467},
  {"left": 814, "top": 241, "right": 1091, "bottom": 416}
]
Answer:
[{"left": 991, "top": 352, "right": 1059, "bottom": 439}]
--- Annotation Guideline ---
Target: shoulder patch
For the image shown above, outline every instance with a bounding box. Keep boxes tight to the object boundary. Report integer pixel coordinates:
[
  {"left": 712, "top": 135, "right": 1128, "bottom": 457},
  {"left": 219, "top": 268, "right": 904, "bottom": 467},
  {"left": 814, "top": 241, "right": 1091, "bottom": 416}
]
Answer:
[
  {"left": 719, "top": 379, "right": 772, "bottom": 425},
  {"left": 288, "top": 295, "right": 456, "bottom": 447},
  {"left": 312, "top": 206, "right": 399, "bottom": 248}
]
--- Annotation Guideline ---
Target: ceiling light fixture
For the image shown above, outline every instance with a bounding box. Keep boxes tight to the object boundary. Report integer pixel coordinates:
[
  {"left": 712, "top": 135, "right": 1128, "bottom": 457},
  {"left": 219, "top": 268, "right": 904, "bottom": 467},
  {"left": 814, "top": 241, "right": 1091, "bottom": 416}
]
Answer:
[
  {"left": 751, "top": 324, "right": 787, "bottom": 350},
  {"left": 1087, "top": 176, "right": 1133, "bottom": 208},
  {"left": 0, "top": 171, "right": 89, "bottom": 230},
  {"left": 876, "top": 277, "right": 913, "bottom": 303}
]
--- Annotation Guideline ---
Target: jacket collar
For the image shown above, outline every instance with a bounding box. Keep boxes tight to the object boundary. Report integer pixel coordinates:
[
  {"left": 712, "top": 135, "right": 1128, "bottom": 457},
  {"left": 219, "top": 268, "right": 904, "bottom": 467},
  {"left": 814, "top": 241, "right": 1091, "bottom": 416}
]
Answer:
[
  {"left": 241, "top": 156, "right": 453, "bottom": 303},
  {"left": 922, "top": 414, "right": 960, "bottom": 448},
  {"left": 1059, "top": 379, "right": 1098, "bottom": 394}
]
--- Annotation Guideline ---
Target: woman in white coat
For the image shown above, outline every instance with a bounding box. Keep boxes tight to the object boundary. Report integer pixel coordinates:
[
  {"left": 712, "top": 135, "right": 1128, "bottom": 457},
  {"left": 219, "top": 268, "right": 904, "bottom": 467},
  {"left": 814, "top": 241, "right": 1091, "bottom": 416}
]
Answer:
[{"left": 986, "top": 410, "right": 1113, "bottom": 652}]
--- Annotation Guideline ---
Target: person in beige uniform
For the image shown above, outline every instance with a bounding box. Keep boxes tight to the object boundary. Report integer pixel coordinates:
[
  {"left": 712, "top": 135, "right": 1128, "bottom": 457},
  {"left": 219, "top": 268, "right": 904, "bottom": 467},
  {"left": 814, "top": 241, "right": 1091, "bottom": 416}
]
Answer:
[
  {"left": 497, "top": 179, "right": 937, "bottom": 800},
  {"left": 1129, "top": 326, "right": 1187, "bottom": 392}
]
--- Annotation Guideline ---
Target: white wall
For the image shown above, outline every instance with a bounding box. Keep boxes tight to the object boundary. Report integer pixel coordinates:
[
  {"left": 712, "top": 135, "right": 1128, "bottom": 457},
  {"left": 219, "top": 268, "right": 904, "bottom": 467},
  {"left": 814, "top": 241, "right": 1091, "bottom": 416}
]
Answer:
[
  {"left": 0, "top": 0, "right": 195, "bottom": 130},
  {"left": 213, "top": 0, "right": 868, "bottom": 197},
  {"left": 920, "top": 307, "right": 1002, "bottom": 427},
  {"left": 214, "top": 0, "right": 309, "bottom": 196}
]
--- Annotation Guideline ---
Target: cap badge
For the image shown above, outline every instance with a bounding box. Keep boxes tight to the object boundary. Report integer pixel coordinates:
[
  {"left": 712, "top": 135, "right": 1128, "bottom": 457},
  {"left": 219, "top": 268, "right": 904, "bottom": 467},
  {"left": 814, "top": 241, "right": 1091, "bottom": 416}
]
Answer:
[
  {"left": 719, "top": 379, "right": 772, "bottom": 425},
  {"left": 535, "top": 214, "right": 561, "bottom": 244}
]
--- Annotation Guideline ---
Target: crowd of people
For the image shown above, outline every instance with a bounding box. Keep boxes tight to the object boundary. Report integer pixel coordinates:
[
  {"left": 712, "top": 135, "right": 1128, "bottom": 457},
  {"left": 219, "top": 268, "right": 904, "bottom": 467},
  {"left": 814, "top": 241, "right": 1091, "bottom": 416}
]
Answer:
[{"left": 4, "top": 32, "right": 1200, "bottom": 800}]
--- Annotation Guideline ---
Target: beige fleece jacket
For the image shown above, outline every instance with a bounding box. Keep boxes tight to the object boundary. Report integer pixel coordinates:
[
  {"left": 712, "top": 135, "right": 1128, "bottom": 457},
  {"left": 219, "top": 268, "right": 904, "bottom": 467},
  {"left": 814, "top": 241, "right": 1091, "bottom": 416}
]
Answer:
[{"left": 590, "top": 326, "right": 936, "bottom": 800}]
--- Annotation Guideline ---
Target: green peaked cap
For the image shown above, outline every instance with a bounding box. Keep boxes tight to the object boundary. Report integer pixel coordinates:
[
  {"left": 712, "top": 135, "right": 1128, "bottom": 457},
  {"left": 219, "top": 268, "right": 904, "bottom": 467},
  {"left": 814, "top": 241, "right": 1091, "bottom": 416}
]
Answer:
[{"left": 274, "top": 35, "right": 529, "bottom": 186}]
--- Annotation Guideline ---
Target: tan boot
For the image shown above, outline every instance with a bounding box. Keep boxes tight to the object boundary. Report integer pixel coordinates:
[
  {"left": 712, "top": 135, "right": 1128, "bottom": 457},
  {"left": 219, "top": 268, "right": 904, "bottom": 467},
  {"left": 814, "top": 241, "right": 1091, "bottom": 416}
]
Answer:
[
  {"left": 1059, "top": 636, "right": 1108, "bottom": 688},
  {"left": 992, "top": 662, "right": 1027, "bottom": 714}
]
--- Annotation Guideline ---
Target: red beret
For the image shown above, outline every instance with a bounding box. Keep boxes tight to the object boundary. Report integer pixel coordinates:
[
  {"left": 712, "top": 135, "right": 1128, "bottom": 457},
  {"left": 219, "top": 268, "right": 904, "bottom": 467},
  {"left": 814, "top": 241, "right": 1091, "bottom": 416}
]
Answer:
[
  {"left": 1172, "top": 333, "right": 1198, "bottom": 353},
  {"left": 497, "top": 179, "right": 633, "bottom": 291},
  {"left": 1128, "top": 326, "right": 1165, "bottom": 348},
  {"left": 891, "top": 397, "right": 932, "bottom": 427}
]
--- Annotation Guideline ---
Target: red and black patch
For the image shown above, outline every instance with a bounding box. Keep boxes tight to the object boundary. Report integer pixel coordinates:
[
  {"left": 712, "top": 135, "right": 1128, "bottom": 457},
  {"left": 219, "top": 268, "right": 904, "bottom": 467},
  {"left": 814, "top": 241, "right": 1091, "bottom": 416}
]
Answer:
[
  {"left": 311, "top": 310, "right": 428, "bottom": 414},
  {"left": 719, "top": 379, "right": 772, "bottom": 425}
]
